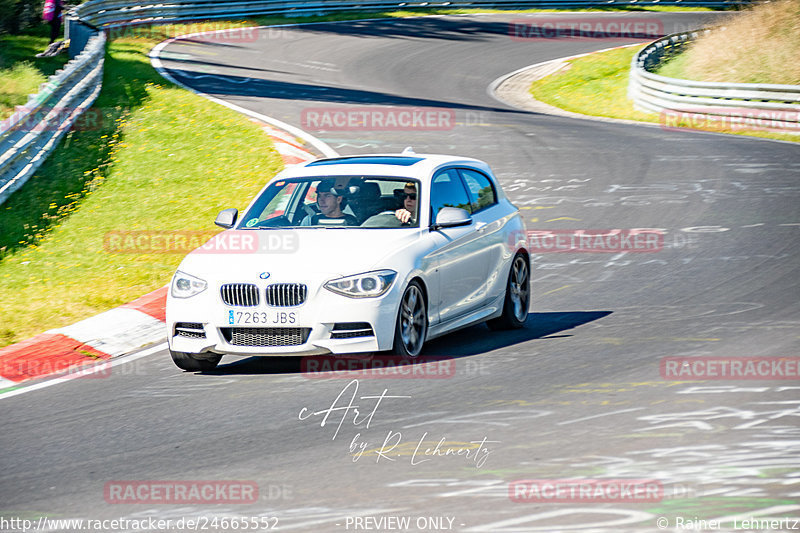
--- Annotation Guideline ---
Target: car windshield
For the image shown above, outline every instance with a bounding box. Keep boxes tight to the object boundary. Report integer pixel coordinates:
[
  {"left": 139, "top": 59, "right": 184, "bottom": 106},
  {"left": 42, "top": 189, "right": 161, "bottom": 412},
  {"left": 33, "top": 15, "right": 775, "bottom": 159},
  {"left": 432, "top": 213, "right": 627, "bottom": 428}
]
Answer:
[{"left": 238, "top": 176, "right": 420, "bottom": 229}]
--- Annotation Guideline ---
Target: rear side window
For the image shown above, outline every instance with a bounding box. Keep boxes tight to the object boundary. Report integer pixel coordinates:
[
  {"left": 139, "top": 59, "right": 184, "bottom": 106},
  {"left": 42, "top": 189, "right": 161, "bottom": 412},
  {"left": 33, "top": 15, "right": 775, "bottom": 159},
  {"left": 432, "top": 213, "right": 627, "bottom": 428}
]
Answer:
[
  {"left": 430, "top": 169, "right": 472, "bottom": 218},
  {"left": 459, "top": 168, "right": 497, "bottom": 213}
]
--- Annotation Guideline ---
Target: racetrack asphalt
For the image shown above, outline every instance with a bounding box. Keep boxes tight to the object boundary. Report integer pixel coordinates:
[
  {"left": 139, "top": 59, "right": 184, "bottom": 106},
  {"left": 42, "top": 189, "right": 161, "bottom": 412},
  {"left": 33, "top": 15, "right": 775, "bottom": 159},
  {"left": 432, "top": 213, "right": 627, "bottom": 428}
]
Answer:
[{"left": 1, "top": 12, "right": 799, "bottom": 532}]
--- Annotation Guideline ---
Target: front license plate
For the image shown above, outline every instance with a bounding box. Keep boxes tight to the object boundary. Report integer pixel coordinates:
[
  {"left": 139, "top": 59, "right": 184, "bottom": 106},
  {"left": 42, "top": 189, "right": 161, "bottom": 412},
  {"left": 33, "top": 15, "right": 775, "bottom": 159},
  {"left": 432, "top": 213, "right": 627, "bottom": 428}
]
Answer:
[{"left": 226, "top": 309, "right": 298, "bottom": 326}]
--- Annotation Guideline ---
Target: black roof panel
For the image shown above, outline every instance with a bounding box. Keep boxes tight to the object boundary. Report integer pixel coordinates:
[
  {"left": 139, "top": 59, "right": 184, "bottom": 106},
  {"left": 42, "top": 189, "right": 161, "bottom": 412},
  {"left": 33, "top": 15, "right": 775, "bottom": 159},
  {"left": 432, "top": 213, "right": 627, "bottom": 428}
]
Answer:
[{"left": 307, "top": 156, "right": 424, "bottom": 167}]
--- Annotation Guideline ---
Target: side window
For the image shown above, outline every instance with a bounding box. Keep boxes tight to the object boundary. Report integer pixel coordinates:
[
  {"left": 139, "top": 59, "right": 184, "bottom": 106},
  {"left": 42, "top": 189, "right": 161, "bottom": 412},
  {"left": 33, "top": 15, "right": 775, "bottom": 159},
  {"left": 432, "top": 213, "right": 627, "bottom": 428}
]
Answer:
[
  {"left": 459, "top": 168, "right": 497, "bottom": 213},
  {"left": 430, "top": 168, "right": 472, "bottom": 219}
]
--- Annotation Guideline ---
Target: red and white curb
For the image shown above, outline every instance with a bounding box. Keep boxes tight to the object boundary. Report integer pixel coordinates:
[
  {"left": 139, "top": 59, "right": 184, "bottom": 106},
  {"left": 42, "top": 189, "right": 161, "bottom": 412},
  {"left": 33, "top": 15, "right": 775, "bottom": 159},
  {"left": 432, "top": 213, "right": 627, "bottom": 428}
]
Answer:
[
  {"left": 489, "top": 43, "right": 654, "bottom": 128},
  {"left": 1, "top": 27, "right": 332, "bottom": 388},
  {"left": 0, "top": 287, "right": 167, "bottom": 384},
  {"left": 0, "top": 124, "right": 317, "bottom": 388},
  {"left": 257, "top": 121, "right": 319, "bottom": 166}
]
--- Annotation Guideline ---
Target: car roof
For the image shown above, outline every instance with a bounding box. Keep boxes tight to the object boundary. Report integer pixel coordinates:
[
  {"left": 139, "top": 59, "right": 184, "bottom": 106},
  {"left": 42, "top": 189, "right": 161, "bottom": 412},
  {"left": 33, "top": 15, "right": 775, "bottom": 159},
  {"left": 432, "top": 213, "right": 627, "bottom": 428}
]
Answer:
[{"left": 275, "top": 152, "right": 493, "bottom": 181}]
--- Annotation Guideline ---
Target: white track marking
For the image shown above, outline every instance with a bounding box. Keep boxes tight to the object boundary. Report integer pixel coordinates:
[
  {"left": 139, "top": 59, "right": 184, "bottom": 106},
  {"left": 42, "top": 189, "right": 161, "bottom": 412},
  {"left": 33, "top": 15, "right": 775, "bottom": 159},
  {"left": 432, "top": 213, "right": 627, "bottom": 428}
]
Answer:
[
  {"left": 150, "top": 34, "right": 339, "bottom": 158},
  {"left": 0, "top": 343, "right": 167, "bottom": 401}
]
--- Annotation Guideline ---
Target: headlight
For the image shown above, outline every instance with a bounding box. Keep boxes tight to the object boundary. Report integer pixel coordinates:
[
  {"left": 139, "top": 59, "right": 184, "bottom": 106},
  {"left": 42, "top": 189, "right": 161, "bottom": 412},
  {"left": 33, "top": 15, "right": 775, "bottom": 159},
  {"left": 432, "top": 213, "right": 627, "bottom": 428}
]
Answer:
[
  {"left": 171, "top": 270, "right": 207, "bottom": 299},
  {"left": 324, "top": 270, "right": 397, "bottom": 298}
]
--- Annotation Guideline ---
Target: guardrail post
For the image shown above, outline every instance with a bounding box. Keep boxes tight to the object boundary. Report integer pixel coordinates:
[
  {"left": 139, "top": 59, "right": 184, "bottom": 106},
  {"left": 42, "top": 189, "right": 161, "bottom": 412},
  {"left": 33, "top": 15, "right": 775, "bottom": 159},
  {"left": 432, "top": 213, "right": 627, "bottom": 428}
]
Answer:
[{"left": 67, "top": 18, "right": 98, "bottom": 59}]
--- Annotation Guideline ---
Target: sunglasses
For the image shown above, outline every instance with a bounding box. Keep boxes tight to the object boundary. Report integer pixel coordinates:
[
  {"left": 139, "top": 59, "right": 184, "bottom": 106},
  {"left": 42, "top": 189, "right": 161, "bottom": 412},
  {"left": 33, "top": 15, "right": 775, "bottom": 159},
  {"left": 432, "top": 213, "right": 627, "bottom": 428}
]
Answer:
[{"left": 402, "top": 193, "right": 417, "bottom": 200}]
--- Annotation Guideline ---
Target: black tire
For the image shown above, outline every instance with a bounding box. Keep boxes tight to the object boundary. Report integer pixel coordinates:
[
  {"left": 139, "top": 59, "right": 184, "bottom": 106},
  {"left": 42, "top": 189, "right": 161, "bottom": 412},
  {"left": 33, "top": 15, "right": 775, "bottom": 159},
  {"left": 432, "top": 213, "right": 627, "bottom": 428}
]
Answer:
[
  {"left": 392, "top": 280, "right": 428, "bottom": 357},
  {"left": 170, "top": 350, "right": 222, "bottom": 371},
  {"left": 487, "top": 253, "right": 530, "bottom": 330}
]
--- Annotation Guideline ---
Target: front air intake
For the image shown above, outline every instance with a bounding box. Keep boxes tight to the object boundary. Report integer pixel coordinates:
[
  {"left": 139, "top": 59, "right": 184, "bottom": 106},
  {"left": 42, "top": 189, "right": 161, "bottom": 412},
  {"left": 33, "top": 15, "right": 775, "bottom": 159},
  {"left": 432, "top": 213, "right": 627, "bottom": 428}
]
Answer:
[{"left": 221, "top": 327, "right": 311, "bottom": 347}]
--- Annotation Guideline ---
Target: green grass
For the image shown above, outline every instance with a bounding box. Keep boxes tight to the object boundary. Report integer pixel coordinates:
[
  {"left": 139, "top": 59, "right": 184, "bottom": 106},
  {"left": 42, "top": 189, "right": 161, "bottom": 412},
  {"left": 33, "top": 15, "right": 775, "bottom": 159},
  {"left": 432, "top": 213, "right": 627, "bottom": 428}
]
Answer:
[
  {"left": 0, "top": 34, "right": 283, "bottom": 347},
  {"left": 655, "top": 50, "right": 692, "bottom": 79},
  {"left": 0, "top": 31, "right": 70, "bottom": 119},
  {"left": 531, "top": 45, "right": 655, "bottom": 121},
  {"left": 530, "top": 45, "right": 799, "bottom": 142}
]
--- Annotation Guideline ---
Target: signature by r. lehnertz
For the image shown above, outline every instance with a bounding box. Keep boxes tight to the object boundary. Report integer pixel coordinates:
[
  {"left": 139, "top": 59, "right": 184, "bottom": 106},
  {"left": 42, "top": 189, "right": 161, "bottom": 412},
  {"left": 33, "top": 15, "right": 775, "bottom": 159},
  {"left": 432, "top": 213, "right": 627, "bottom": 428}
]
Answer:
[{"left": 298, "top": 379, "right": 497, "bottom": 468}]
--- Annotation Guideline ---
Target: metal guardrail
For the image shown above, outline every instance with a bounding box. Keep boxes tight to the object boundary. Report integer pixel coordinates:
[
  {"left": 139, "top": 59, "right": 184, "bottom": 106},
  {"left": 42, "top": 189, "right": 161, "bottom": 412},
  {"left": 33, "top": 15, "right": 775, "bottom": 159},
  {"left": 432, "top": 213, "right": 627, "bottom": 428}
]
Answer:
[
  {"left": 628, "top": 30, "right": 800, "bottom": 130},
  {"left": 0, "top": 32, "right": 106, "bottom": 205}
]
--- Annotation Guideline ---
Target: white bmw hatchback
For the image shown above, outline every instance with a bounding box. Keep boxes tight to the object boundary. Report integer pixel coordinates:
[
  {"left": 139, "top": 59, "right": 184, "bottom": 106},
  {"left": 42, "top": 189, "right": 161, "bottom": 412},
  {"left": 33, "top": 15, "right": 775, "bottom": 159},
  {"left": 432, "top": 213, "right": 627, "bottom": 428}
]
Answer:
[{"left": 166, "top": 152, "right": 530, "bottom": 371}]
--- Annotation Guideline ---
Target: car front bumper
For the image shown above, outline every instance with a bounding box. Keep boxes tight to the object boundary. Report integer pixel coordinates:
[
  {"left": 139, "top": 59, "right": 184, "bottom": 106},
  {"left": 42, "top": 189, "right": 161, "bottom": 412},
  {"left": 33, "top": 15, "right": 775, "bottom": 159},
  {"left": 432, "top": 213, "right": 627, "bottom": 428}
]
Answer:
[{"left": 166, "top": 284, "right": 400, "bottom": 357}]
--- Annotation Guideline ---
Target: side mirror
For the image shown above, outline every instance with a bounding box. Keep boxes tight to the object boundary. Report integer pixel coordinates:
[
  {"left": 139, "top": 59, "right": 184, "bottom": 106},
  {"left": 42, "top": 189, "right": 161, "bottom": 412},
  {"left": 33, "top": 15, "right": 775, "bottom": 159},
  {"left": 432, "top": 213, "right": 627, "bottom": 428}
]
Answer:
[
  {"left": 432, "top": 207, "right": 472, "bottom": 230},
  {"left": 215, "top": 208, "right": 238, "bottom": 229}
]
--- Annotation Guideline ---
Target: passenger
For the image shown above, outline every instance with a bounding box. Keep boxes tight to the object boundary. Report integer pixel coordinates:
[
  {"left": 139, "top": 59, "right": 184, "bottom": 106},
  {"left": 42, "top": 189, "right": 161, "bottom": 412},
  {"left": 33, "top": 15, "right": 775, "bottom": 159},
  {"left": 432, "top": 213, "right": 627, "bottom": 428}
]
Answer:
[
  {"left": 301, "top": 180, "right": 359, "bottom": 226},
  {"left": 394, "top": 182, "right": 417, "bottom": 224}
]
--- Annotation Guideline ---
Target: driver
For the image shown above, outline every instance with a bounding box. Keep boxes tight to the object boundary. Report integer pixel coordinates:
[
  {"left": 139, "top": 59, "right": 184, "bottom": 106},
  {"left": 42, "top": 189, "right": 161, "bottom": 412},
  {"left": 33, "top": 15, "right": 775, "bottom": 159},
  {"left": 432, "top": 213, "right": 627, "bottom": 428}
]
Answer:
[
  {"left": 301, "top": 179, "right": 359, "bottom": 226},
  {"left": 394, "top": 182, "right": 417, "bottom": 224}
]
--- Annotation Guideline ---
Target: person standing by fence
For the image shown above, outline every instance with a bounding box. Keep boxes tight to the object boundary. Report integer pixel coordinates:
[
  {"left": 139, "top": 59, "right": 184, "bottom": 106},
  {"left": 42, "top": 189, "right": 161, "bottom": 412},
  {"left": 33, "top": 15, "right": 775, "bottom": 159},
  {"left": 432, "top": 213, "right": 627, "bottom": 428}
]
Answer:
[{"left": 43, "top": 0, "right": 64, "bottom": 44}]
